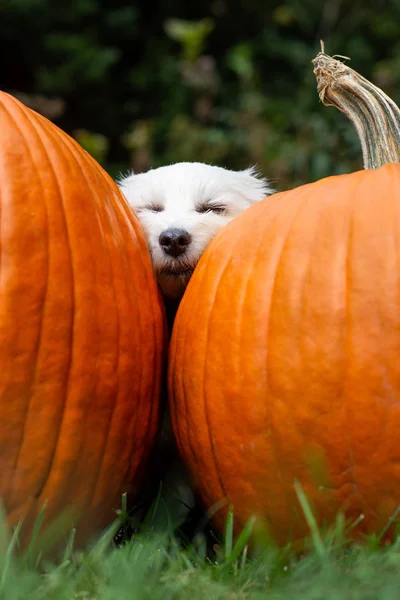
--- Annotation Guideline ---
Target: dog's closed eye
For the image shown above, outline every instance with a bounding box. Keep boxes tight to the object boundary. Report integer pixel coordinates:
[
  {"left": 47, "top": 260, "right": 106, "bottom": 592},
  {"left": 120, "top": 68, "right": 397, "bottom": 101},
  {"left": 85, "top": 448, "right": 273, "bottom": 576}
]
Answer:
[
  {"left": 196, "top": 202, "right": 227, "bottom": 215},
  {"left": 140, "top": 203, "right": 164, "bottom": 213}
]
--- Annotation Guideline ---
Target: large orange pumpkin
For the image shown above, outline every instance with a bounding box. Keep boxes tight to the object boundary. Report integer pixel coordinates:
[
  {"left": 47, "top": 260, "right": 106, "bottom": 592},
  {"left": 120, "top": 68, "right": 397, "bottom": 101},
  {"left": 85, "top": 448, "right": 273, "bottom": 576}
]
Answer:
[
  {"left": 168, "top": 52, "right": 400, "bottom": 544},
  {"left": 0, "top": 92, "right": 165, "bottom": 547}
]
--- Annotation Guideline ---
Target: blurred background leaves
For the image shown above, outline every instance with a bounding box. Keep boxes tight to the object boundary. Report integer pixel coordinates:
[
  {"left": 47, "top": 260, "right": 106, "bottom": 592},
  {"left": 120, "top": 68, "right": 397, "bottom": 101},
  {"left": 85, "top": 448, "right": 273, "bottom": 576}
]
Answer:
[{"left": 1, "top": 0, "right": 399, "bottom": 190}]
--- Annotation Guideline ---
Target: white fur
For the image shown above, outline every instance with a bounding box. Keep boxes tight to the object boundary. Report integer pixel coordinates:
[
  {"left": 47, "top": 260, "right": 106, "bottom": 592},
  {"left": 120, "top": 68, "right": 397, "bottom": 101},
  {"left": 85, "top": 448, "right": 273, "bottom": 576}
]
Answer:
[{"left": 118, "top": 162, "right": 272, "bottom": 299}]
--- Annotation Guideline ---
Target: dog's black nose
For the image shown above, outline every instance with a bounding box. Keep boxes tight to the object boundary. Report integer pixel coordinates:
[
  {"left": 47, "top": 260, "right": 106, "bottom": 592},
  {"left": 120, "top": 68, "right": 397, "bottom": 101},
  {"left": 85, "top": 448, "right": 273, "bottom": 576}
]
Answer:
[{"left": 159, "top": 228, "right": 192, "bottom": 257}]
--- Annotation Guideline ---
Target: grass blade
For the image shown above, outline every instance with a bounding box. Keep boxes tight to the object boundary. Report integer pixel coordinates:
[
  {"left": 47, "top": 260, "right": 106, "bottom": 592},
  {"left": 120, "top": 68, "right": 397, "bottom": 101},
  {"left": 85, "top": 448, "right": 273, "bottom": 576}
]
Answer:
[
  {"left": 377, "top": 505, "right": 400, "bottom": 542},
  {"left": 22, "top": 502, "right": 47, "bottom": 567},
  {"left": 223, "top": 505, "right": 234, "bottom": 560},
  {"left": 294, "top": 480, "right": 326, "bottom": 560},
  {"left": 229, "top": 516, "right": 256, "bottom": 565}
]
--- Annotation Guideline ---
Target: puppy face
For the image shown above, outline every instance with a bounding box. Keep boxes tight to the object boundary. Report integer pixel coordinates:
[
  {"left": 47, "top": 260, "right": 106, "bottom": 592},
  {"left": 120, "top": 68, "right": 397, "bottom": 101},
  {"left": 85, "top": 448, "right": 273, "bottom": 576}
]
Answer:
[{"left": 118, "top": 162, "right": 272, "bottom": 299}]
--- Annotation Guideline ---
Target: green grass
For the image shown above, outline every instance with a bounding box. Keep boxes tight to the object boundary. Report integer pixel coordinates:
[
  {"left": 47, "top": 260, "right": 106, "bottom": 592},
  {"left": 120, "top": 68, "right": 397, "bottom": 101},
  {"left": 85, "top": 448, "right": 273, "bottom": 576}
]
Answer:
[{"left": 2, "top": 492, "right": 400, "bottom": 600}]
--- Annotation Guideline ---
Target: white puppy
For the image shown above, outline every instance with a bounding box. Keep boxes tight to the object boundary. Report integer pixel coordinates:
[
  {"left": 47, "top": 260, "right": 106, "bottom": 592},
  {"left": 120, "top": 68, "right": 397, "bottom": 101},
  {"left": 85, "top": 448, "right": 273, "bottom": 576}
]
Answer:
[
  {"left": 116, "top": 162, "right": 272, "bottom": 540},
  {"left": 118, "top": 162, "right": 272, "bottom": 300}
]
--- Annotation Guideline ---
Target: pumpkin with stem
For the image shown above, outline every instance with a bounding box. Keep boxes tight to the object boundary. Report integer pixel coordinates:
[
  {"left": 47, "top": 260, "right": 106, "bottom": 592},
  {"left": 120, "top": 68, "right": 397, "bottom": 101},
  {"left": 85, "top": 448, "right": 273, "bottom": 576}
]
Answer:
[
  {"left": 169, "top": 49, "right": 400, "bottom": 545},
  {"left": 0, "top": 92, "right": 166, "bottom": 549}
]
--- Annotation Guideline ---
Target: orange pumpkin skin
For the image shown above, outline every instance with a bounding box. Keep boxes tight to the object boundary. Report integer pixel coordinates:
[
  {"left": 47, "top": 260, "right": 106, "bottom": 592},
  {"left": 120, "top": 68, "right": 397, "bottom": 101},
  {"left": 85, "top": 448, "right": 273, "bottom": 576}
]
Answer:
[
  {"left": 0, "top": 92, "right": 165, "bottom": 547},
  {"left": 169, "top": 164, "right": 400, "bottom": 545}
]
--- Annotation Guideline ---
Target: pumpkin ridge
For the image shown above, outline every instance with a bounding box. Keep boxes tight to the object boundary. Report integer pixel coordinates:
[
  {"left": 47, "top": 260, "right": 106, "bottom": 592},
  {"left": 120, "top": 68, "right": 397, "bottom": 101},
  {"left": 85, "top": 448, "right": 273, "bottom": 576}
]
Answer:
[
  {"left": 1, "top": 97, "right": 76, "bottom": 509},
  {"left": 61, "top": 122, "right": 166, "bottom": 474},
  {"left": 37, "top": 106, "right": 127, "bottom": 519},
  {"left": 168, "top": 274, "right": 195, "bottom": 469},
  {"left": 85, "top": 174, "right": 165, "bottom": 504},
  {"left": 113, "top": 194, "right": 165, "bottom": 465},
  {"left": 43, "top": 102, "right": 164, "bottom": 518},
  {"left": 7, "top": 116, "right": 50, "bottom": 502},
  {"left": 112, "top": 212, "right": 164, "bottom": 499},
  {"left": 201, "top": 247, "right": 240, "bottom": 508},
  {"left": 343, "top": 168, "right": 400, "bottom": 524},
  {"left": 80, "top": 155, "right": 164, "bottom": 506},
  {"left": 263, "top": 186, "right": 322, "bottom": 526},
  {"left": 49, "top": 121, "right": 124, "bottom": 513},
  {"left": 56, "top": 118, "right": 148, "bottom": 510},
  {"left": 292, "top": 177, "right": 347, "bottom": 515},
  {"left": 21, "top": 107, "right": 81, "bottom": 510},
  {"left": 46, "top": 117, "right": 153, "bottom": 512},
  {"left": 169, "top": 274, "right": 203, "bottom": 473},
  {"left": 234, "top": 205, "right": 290, "bottom": 533},
  {"left": 188, "top": 256, "right": 231, "bottom": 492},
  {"left": 176, "top": 227, "right": 244, "bottom": 505},
  {"left": 170, "top": 225, "right": 238, "bottom": 478},
  {"left": 2, "top": 99, "right": 51, "bottom": 499},
  {"left": 197, "top": 202, "right": 284, "bottom": 519},
  {"left": 343, "top": 172, "right": 379, "bottom": 520}
]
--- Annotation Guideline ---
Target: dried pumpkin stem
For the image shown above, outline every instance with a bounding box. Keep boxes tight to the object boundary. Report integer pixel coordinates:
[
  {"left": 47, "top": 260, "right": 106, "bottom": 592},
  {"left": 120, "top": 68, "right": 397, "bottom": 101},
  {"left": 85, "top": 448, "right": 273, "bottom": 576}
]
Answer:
[{"left": 312, "top": 44, "right": 400, "bottom": 170}]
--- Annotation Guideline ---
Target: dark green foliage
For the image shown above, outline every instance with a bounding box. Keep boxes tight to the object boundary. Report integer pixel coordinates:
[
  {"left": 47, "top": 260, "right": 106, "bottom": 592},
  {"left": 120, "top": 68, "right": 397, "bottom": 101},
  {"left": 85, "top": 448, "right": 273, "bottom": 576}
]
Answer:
[{"left": 1, "top": 0, "right": 400, "bottom": 189}]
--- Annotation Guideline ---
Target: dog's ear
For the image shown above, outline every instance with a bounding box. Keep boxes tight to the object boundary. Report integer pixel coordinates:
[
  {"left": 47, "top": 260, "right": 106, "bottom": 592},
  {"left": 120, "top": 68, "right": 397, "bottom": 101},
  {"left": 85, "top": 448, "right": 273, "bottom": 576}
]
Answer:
[
  {"left": 116, "top": 171, "right": 141, "bottom": 208},
  {"left": 234, "top": 166, "right": 274, "bottom": 204},
  {"left": 116, "top": 170, "right": 135, "bottom": 190}
]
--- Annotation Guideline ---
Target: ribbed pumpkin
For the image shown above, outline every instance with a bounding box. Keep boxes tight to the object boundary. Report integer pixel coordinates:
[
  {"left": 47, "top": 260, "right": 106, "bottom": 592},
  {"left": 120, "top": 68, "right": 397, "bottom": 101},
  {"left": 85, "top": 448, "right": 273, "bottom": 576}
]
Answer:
[
  {"left": 0, "top": 92, "right": 165, "bottom": 547},
  {"left": 169, "top": 51, "right": 400, "bottom": 544}
]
